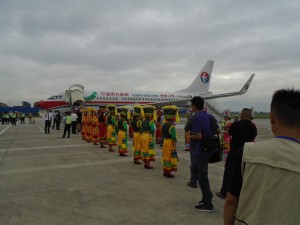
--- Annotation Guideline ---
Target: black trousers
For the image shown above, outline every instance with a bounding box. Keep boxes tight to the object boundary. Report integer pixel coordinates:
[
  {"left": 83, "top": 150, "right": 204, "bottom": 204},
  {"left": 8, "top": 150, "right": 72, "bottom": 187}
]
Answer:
[
  {"left": 45, "top": 120, "right": 51, "bottom": 133},
  {"left": 71, "top": 121, "right": 77, "bottom": 134},
  {"left": 62, "top": 124, "right": 71, "bottom": 137},
  {"left": 52, "top": 118, "right": 57, "bottom": 129},
  {"left": 220, "top": 150, "right": 237, "bottom": 196},
  {"left": 56, "top": 120, "right": 61, "bottom": 130}
]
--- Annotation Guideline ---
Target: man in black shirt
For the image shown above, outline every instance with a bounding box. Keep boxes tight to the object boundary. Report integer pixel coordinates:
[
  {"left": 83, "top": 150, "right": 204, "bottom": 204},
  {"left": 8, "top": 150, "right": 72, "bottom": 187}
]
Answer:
[{"left": 216, "top": 108, "right": 257, "bottom": 199}]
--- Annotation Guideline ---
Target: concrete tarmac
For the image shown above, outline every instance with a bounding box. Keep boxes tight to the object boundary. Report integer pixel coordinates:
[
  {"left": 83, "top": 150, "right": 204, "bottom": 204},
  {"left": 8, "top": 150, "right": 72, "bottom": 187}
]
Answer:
[{"left": 0, "top": 119, "right": 272, "bottom": 225}]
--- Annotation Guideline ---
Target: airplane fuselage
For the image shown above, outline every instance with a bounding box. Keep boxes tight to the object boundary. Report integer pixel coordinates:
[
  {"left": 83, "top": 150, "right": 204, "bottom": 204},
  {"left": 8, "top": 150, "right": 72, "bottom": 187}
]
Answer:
[{"left": 35, "top": 90, "right": 201, "bottom": 111}]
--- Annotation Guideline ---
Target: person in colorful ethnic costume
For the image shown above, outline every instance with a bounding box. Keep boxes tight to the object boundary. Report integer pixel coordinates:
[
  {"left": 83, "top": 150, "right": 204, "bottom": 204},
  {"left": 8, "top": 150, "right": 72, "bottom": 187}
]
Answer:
[
  {"left": 184, "top": 109, "right": 193, "bottom": 151},
  {"left": 155, "top": 109, "right": 162, "bottom": 144},
  {"left": 117, "top": 106, "right": 129, "bottom": 157},
  {"left": 81, "top": 109, "right": 87, "bottom": 140},
  {"left": 141, "top": 105, "right": 156, "bottom": 169},
  {"left": 128, "top": 110, "right": 134, "bottom": 138},
  {"left": 131, "top": 105, "right": 143, "bottom": 164},
  {"left": 222, "top": 109, "right": 232, "bottom": 154},
  {"left": 92, "top": 109, "right": 99, "bottom": 145},
  {"left": 85, "top": 108, "right": 93, "bottom": 142},
  {"left": 98, "top": 106, "right": 107, "bottom": 148},
  {"left": 162, "top": 105, "right": 179, "bottom": 178},
  {"left": 106, "top": 104, "right": 117, "bottom": 152}
]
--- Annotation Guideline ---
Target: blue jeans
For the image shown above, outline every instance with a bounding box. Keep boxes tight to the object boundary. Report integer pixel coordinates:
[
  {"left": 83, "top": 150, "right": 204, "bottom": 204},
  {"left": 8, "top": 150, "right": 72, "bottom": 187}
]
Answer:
[
  {"left": 189, "top": 151, "right": 198, "bottom": 185},
  {"left": 191, "top": 150, "right": 215, "bottom": 208}
]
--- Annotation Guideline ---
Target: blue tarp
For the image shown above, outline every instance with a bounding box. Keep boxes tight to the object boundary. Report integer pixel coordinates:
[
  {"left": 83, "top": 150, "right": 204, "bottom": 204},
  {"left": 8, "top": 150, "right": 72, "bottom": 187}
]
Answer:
[{"left": 0, "top": 107, "right": 40, "bottom": 114}]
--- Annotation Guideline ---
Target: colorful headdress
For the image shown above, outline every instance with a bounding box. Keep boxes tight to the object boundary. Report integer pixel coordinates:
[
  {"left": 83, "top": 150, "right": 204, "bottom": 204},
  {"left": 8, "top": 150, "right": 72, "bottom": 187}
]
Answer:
[
  {"left": 143, "top": 105, "right": 156, "bottom": 120},
  {"left": 107, "top": 104, "right": 117, "bottom": 115},
  {"left": 117, "top": 106, "right": 129, "bottom": 119},
  {"left": 162, "top": 105, "right": 180, "bottom": 122},
  {"left": 223, "top": 109, "right": 231, "bottom": 119},
  {"left": 80, "top": 108, "right": 87, "bottom": 113},
  {"left": 86, "top": 107, "right": 96, "bottom": 114},
  {"left": 99, "top": 105, "right": 106, "bottom": 112},
  {"left": 133, "top": 105, "right": 144, "bottom": 117}
]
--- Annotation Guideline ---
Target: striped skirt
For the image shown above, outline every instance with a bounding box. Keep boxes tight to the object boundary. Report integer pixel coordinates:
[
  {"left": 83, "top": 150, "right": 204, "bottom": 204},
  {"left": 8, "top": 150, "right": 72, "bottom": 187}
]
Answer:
[
  {"left": 118, "top": 130, "right": 128, "bottom": 154},
  {"left": 141, "top": 132, "right": 155, "bottom": 162},
  {"left": 107, "top": 124, "right": 117, "bottom": 146},
  {"left": 162, "top": 138, "right": 178, "bottom": 172},
  {"left": 133, "top": 132, "right": 142, "bottom": 160}
]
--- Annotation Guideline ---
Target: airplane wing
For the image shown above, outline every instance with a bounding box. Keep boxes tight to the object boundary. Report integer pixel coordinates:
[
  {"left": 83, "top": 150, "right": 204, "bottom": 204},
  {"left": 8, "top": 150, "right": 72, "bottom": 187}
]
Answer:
[
  {"left": 150, "top": 73, "right": 255, "bottom": 107},
  {"left": 202, "top": 73, "right": 255, "bottom": 100}
]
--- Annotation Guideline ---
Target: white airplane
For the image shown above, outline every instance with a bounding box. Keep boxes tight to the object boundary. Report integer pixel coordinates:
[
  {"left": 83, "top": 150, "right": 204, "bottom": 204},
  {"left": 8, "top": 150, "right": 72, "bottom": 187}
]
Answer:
[{"left": 35, "top": 60, "right": 255, "bottom": 118}]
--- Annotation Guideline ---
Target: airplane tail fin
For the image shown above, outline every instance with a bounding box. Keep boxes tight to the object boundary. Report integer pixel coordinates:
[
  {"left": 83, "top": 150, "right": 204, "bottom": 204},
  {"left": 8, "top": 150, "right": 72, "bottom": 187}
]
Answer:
[{"left": 177, "top": 60, "right": 214, "bottom": 94}]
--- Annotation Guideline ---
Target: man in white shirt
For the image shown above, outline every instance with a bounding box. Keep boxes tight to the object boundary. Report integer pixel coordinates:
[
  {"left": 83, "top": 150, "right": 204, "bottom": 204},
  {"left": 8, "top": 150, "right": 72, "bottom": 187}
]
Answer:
[
  {"left": 71, "top": 111, "right": 78, "bottom": 134},
  {"left": 44, "top": 110, "right": 52, "bottom": 134}
]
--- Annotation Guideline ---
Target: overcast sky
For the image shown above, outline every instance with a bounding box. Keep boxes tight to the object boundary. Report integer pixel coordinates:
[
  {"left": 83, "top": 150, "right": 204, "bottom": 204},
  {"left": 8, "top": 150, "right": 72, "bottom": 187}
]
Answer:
[{"left": 0, "top": 0, "right": 299, "bottom": 111}]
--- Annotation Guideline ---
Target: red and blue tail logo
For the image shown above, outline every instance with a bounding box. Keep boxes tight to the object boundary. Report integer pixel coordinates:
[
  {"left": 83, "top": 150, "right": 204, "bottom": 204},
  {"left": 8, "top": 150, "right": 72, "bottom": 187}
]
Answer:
[{"left": 200, "top": 72, "right": 210, "bottom": 83}]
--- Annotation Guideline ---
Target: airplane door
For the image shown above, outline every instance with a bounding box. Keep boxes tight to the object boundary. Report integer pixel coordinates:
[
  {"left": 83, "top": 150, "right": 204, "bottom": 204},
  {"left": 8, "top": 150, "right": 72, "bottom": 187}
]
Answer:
[{"left": 67, "top": 84, "right": 85, "bottom": 107}]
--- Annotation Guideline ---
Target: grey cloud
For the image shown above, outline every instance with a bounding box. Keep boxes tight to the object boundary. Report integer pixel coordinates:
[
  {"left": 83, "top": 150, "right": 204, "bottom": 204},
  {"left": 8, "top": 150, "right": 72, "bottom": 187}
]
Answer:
[{"left": 0, "top": 0, "right": 299, "bottom": 111}]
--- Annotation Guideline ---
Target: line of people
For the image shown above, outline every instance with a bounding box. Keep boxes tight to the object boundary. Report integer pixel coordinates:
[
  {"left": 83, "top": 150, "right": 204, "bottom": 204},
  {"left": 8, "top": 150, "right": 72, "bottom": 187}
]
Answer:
[
  {"left": 80, "top": 104, "right": 179, "bottom": 177},
  {"left": 0, "top": 112, "right": 34, "bottom": 125}
]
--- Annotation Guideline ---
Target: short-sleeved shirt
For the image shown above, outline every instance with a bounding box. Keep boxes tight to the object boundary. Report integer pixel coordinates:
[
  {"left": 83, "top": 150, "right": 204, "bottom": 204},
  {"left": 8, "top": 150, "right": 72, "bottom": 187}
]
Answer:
[
  {"left": 228, "top": 119, "right": 257, "bottom": 152},
  {"left": 190, "top": 111, "right": 218, "bottom": 155}
]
